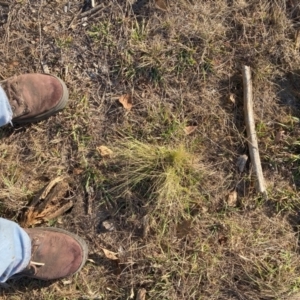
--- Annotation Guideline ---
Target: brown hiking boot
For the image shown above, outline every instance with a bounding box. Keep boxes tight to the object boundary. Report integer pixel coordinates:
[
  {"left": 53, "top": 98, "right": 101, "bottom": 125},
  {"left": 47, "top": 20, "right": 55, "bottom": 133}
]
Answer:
[
  {"left": 15, "top": 227, "right": 88, "bottom": 281},
  {"left": 0, "top": 73, "right": 68, "bottom": 124}
]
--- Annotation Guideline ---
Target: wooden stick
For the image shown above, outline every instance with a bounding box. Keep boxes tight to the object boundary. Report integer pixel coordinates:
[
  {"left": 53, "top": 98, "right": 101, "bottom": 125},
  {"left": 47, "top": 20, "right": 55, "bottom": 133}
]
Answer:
[
  {"left": 242, "top": 65, "right": 267, "bottom": 197},
  {"left": 80, "top": 4, "right": 104, "bottom": 17}
]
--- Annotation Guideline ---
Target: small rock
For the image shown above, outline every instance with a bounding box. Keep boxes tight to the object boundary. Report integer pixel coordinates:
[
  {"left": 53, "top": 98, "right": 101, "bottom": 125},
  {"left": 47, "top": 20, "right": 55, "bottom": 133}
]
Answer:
[{"left": 102, "top": 220, "right": 116, "bottom": 232}]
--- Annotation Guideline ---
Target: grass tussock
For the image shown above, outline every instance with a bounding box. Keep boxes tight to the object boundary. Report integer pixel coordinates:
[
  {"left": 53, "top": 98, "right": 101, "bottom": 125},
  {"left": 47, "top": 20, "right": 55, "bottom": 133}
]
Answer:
[{"left": 110, "top": 140, "right": 205, "bottom": 223}]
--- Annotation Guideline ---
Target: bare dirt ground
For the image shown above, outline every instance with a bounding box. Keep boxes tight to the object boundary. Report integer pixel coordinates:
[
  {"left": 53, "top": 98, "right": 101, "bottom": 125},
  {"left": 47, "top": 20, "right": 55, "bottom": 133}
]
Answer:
[{"left": 2, "top": 0, "right": 300, "bottom": 299}]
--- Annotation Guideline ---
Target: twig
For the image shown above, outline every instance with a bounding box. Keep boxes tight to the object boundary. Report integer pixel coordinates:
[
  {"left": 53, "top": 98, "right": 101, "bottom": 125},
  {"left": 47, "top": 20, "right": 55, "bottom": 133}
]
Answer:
[
  {"left": 45, "top": 201, "right": 74, "bottom": 220},
  {"left": 69, "top": 3, "right": 108, "bottom": 29},
  {"left": 80, "top": 4, "right": 104, "bottom": 17},
  {"left": 242, "top": 65, "right": 267, "bottom": 198}
]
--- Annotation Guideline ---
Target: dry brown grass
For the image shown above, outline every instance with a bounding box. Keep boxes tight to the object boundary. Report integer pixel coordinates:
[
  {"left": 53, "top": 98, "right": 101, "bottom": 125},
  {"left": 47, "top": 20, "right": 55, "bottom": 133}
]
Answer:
[{"left": 2, "top": 0, "right": 300, "bottom": 299}]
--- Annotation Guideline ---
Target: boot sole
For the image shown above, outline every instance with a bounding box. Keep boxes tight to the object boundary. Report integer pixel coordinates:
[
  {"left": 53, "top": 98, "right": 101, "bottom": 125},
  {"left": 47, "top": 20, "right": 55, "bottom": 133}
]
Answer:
[{"left": 13, "top": 74, "right": 69, "bottom": 124}]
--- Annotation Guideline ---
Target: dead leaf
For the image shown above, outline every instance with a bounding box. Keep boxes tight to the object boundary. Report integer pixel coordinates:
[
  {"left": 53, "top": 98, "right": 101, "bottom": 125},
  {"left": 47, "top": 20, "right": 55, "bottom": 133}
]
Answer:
[
  {"left": 184, "top": 126, "right": 197, "bottom": 135},
  {"left": 218, "top": 234, "right": 228, "bottom": 245},
  {"left": 136, "top": 288, "right": 146, "bottom": 300},
  {"left": 275, "top": 130, "right": 284, "bottom": 143},
  {"left": 73, "top": 168, "right": 84, "bottom": 175},
  {"left": 102, "top": 248, "right": 119, "bottom": 260},
  {"left": 97, "top": 145, "right": 113, "bottom": 157},
  {"left": 227, "top": 190, "right": 237, "bottom": 207},
  {"left": 201, "top": 206, "right": 208, "bottom": 213},
  {"left": 155, "top": 0, "right": 167, "bottom": 11},
  {"left": 119, "top": 94, "right": 133, "bottom": 111},
  {"left": 176, "top": 219, "right": 192, "bottom": 238},
  {"left": 236, "top": 154, "right": 248, "bottom": 173},
  {"left": 9, "top": 61, "right": 19, "bottom": 70},
  {"left": 229, "top": 93, "right": 236, "bottom": 104}
]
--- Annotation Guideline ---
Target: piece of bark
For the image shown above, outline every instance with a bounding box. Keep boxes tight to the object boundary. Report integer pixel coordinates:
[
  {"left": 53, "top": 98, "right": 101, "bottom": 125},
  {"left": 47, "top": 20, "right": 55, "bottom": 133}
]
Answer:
[{"left": 242, "top": 65, "right": 267, "bottom": 197}]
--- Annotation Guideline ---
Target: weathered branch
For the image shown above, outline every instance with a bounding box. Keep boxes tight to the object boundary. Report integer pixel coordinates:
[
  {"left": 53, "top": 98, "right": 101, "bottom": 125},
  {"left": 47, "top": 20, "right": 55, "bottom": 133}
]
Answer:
[{"left": 242, "top": 65, "right": 267, "bottom": 197}]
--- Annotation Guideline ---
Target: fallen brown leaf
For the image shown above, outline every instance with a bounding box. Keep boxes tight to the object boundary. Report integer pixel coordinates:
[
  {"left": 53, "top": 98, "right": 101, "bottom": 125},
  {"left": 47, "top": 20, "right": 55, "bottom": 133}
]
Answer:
[
  {"left": 97, "top": 145, "right": 113, "bottom": 157},
  {"left": 229, "top": 93, "right": 236, "bottom": 104},
  {"left": 73, "top": 168, "right": 84, "bottom": 175},
  {"left": 136, "top": 288, "right": 146, "bottom": 300},
  {"left": 218, "top": 234, "right": 228, "bottom": 245},
  {"left": 155, "top": 0, "right": 168, "bottom": 11},
  {"left": 184, "top": 126, "right": 197, "bottom": 135},
  {"left": 176, "top": 219, "right": 192, "bottom": 238},
  {"left": 227, "top": 190, "right": 237, "bottom": 207},
  {"left": 102, "top": 248, "right": 119, "bottom": 260},
  {"left": 119, "top": 94, "right": 133, "bottom": 111},
  {"left": 9, "top": 61, "right": 19, "bottom": 70}
]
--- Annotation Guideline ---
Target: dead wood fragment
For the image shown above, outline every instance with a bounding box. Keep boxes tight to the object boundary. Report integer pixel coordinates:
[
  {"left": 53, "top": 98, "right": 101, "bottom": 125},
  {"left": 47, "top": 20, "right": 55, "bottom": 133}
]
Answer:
[
  {"left": 20, "top": 177, "right": 73, "bottom": 228},
  {"left": 242, "top": 65, "right": 267, "bottom": 197}
]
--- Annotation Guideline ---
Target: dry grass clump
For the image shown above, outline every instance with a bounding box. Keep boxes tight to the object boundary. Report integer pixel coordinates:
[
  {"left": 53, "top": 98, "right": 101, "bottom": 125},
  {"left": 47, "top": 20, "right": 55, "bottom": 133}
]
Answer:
[{"left": 109, "top": 139, "right": 206, "bottom": 232}]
